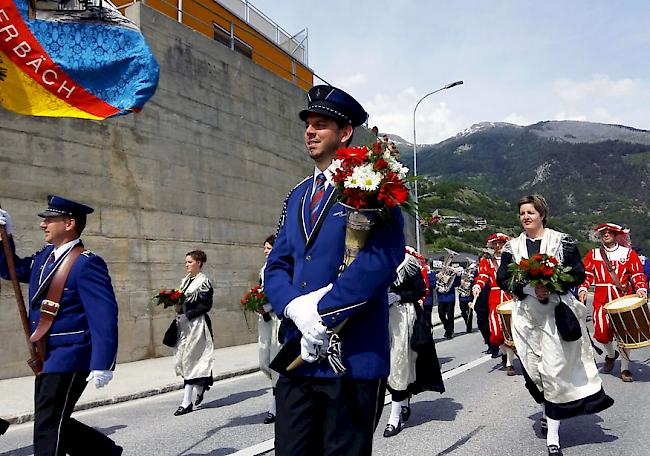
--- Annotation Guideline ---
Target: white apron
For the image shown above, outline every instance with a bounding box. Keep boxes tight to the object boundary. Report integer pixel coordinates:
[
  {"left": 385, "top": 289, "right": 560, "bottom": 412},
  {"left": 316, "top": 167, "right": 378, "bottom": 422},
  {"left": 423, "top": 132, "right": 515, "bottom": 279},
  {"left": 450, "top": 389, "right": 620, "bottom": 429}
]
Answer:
[
  {"left": 174, "top": 272, "right": 214, "bottom": 380},
  {"left": 507, "top": 230, "right": 602, "bottom": 405}
]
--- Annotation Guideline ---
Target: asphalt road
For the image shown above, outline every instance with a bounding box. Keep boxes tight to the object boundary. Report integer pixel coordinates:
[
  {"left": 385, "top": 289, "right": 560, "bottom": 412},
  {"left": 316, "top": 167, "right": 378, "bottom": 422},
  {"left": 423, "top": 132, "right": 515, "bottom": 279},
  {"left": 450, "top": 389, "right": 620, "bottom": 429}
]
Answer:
[{"left": 2, "top": 327, "right": 649, "bottom": 456}]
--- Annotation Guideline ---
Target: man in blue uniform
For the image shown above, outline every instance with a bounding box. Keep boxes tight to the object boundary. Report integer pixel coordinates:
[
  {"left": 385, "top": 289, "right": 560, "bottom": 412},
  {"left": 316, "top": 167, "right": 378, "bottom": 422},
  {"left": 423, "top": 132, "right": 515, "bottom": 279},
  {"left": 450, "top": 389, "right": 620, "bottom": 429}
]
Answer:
[
  {"left": 437, "top": 270, "right": 460, "bottom": 339},
  {"left": 265, "top": 85, "right": 405, "bottom": 455},
  {"left": 0, "top": 196, "right": 121, "bottom": 455}
]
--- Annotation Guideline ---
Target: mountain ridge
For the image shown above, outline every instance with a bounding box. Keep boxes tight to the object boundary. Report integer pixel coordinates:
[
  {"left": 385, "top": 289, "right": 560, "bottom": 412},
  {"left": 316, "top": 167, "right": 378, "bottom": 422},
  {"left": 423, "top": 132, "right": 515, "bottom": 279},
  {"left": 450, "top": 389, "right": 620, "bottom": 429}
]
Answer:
[{"left": 407, "top": 119, "right": 650, "bottom": 252}]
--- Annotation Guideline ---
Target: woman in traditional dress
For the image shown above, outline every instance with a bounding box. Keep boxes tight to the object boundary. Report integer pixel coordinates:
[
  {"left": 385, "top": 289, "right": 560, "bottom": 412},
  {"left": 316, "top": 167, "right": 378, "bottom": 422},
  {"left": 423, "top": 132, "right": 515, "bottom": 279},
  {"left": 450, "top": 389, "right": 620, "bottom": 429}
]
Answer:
[
  {"left": 496, "top": 195, "right": 613, "bottom": 456},
  {"left": 173, "top": 250, "right": 215, "bottom": 416},
  {"left": 384, "top": 247, "right": 444, "bottom": 437},
  {"left": 258, "top": 234, "right": 281, "bottom": 424},
  {"left": 473, "top": 233, "right": 516, "bottom": 374}
]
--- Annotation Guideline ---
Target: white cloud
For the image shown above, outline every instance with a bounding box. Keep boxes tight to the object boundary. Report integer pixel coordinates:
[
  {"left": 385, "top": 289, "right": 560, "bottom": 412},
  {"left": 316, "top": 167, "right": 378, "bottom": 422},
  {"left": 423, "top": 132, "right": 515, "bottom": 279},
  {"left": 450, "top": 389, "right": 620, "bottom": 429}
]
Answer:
[
  {"left": 334, "top": 72, "right": 368, "bottom": 88},
  {"left": 553, "top": 74, "right": 643, "bottom": 102},
  {"left": 502, "top": 112, "right": 529, "bottom": 126},
  {"left": 553, "top": 111, "right": 587, "bottom": 121},
  {"left": 363, "top": 87, "right": 466, "bottom": 144}
]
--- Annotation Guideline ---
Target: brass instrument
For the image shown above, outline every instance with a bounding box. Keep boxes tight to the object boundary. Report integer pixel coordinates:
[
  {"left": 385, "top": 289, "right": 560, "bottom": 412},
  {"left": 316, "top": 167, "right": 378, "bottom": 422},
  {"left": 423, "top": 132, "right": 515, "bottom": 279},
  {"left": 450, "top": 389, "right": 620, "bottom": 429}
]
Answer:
[
  {"left": 458, "top": 262, "right": 477, "bottom": 298},
  {"left": 435, "top": 248, "right": 459, "bottom": 294}
]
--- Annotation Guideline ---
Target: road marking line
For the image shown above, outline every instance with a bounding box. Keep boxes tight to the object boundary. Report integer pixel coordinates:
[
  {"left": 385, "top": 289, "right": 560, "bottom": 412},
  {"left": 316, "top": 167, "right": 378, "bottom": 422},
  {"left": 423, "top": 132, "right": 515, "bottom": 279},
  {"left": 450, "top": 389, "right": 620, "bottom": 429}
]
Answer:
[
  {"left": 382, "top": 354, "right": 491, "bottom": 406},
  {"left": 231, "top": 439, "right": 274, "bottom": 456},
  {"left": 232, "top": 354, "right": 493, "bottom": 456}
]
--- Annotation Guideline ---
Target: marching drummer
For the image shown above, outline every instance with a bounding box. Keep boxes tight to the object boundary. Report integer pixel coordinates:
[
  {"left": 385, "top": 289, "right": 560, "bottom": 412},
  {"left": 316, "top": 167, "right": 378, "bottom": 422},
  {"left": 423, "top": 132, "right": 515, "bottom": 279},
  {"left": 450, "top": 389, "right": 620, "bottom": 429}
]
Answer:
[
  {"left": 578, "top": 223, "right": 648, "bottom": 382},
  {"left": 472, "top": 233, "right": 516, "bottom": 376}
]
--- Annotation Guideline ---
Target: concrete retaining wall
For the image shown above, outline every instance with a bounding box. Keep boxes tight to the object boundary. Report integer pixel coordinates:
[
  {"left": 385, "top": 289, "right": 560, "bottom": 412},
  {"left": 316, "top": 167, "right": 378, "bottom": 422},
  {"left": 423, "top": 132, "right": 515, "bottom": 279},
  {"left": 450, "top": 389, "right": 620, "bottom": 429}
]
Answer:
[{"left": 0, "top": 5, "right": 312, "bottom": 379}]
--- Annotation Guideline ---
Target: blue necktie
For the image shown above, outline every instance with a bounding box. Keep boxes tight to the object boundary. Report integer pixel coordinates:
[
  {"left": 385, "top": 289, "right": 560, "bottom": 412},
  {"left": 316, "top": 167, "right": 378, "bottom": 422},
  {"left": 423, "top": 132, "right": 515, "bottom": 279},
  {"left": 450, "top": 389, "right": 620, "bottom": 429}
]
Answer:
[
  {"left": 43, "top": 252, "right": 54, "bottom": 277},
  {"left": 41, "top": 253, "right": 55, "bottom": 284}
]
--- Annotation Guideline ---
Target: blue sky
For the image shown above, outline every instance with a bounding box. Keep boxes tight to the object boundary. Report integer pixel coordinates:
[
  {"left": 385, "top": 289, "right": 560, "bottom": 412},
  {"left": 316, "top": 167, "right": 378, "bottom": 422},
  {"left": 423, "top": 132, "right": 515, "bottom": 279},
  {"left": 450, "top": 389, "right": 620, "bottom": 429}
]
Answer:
[{"left": 251, "top": 0, "right": 650, "bottom": 143}]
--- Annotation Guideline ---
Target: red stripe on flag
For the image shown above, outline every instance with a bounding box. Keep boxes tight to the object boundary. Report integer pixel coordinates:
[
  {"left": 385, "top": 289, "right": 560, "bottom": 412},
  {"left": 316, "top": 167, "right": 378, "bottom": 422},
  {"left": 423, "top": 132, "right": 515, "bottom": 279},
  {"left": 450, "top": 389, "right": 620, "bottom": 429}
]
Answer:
[{"left": 0, "top": 2, "right": 120, "bottom": 118}]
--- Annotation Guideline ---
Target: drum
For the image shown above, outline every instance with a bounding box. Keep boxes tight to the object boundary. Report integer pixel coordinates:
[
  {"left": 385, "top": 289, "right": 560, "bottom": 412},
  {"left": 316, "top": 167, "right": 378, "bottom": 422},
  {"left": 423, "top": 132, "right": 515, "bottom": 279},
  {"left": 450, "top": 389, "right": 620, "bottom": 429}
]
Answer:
[
  {"left": 497, "top": 300, "right": 515, "bottom": 348},
  {"left": 604, "top": 295, "right": 650, "bottom": 349}
]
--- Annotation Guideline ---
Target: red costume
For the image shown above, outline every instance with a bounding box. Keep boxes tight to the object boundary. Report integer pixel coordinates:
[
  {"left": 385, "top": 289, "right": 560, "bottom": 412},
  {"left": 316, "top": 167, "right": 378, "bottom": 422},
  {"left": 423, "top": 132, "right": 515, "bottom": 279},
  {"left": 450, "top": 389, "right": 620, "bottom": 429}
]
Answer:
[
  {"left": 474, "top": 255, "right": 511, "bottom": 346},
  {"left": 579, "top": 245, "right": 647, "bottom": 343}
]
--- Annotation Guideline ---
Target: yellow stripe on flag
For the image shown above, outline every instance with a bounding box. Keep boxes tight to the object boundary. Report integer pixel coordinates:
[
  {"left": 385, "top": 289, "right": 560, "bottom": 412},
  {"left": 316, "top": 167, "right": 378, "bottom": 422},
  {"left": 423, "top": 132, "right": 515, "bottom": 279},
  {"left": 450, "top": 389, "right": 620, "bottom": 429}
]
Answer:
[{"left": 0, "top": 52, "right": 104, "bottom": 120}]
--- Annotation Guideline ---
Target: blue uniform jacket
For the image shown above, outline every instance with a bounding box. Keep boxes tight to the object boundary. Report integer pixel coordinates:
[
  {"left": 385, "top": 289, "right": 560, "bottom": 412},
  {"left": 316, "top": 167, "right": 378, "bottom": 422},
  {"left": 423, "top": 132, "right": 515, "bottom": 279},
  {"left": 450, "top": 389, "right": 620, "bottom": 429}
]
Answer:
[
  {"left": 0, "top": 237, "right": 119, "bottom": 373},
  {"left": 423, "top": 272, "right": 437, "bottom": 308},
  {"left": 437, "top": 275, "right": 459, "bottom": 303},
  {"left": 265, "top": 177, "right": 405, "bottom": 380}
]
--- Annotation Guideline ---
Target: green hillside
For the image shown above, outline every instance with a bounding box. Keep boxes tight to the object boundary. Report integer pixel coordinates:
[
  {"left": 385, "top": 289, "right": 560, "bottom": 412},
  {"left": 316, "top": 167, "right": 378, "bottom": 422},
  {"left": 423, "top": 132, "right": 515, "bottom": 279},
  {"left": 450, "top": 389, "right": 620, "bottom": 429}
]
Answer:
[
  {"left": 418, "top": 180, "right": 596, "bottom": 255},
  {"left": 414, "top": 121, "right": 650, "bottom": 253}
]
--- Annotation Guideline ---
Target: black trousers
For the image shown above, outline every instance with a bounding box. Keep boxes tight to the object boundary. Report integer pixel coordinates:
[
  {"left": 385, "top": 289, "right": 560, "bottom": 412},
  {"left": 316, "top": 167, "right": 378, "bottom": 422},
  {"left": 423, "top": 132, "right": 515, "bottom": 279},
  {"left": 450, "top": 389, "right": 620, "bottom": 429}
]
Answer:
[
  {"left": 0, "top": 418, "right": 9, "bottom": 435},
  {"left": 476, "top": 309, "right": 491, "bottom": 346},
  {"left": 438, "top": 301, "right": 455, "bottom": 336},
  {"left": 459, "top": 299, "right": 473, "bottom": 331},
  {"left": 34, "top": 372, "right": 119, "bottom": 456},
  {"left": 275, "top": 376, "right": 386, "bottom": 456}
]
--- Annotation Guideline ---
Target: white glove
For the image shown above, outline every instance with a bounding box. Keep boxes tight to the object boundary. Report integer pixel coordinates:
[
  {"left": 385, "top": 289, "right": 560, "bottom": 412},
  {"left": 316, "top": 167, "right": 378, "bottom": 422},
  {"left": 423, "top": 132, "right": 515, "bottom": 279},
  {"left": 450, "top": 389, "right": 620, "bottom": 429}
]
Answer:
[
  {"left": 86, "top": 370, "right": 113, "bottom": 389},
  {"left": 0, "top": 209, "right": 13, "bottom": 235},
  {"left": 472, "top": 284, "right": 481, "bottom": 297},
  {"left": 175, "top": 314, "right": 189, "bottom": 325},
  {"left": 300, "top": 332, "right": 329, "bottom": 363},
  {"left": 388, "top": 292, "right": 401, "bottom": 306},
  {"left": 284, "top": 284, "right": 332, "bottom": 341}
]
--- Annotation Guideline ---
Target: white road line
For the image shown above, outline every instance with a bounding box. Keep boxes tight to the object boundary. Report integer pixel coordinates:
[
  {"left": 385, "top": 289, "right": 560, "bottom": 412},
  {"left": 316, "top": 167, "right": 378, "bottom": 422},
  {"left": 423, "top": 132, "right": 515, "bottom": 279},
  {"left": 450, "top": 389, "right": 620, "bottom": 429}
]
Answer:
[
  {"left": 231, "top": 439, "right": 275, "bottom": 456},
  {"left": 231, "top": 354, "right": 493, "bottom": 456}
]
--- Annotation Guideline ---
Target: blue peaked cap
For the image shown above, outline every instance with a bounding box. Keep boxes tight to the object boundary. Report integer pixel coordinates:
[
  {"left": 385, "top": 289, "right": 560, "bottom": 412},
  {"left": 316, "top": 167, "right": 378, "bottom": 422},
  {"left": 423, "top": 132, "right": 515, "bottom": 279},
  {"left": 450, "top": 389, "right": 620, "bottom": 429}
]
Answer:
[
  {"left": 299, "top": 85, "right": 368, "bottom": 127},
  {"left": 38, "top": 195, "right": 94, "bottom": 219}
]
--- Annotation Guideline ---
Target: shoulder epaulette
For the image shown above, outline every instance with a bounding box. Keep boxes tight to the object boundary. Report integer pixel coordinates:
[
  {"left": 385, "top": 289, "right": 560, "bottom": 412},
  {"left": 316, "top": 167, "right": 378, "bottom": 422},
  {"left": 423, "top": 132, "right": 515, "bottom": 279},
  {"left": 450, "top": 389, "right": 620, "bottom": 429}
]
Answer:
[
  {"left": 275, "top": 176, "right": 311, "bottom": 235},
  {"left": 81, "top": 249, "right": 96, "bottom": 257}
]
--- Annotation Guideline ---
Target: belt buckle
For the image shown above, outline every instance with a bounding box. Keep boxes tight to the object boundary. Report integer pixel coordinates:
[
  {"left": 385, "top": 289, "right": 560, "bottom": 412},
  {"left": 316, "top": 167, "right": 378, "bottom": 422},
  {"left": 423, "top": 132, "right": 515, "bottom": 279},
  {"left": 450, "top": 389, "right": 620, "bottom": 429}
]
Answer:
[{"left": 40, "top": 300, "right": 60, "bottom": 317}]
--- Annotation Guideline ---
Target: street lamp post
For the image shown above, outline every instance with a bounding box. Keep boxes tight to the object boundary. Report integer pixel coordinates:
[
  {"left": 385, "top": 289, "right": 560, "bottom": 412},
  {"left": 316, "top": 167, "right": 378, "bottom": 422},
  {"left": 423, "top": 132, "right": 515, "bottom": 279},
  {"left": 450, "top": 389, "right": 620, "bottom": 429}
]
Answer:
[{"left": 412, "top": 80, "right": 463, "bottom": 253}]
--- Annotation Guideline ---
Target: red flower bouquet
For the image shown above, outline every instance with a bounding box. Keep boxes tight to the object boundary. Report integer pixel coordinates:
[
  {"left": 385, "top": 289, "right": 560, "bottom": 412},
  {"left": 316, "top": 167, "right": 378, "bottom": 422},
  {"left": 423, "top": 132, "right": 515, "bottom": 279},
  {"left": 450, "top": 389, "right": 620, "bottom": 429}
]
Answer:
[
  {"left": 240, "top": 285, "right": 268, "bottom": 313},
  {"left": 508, "top": 253, "right": 573, "bottom": 293},
  {"left": 325, "top": 143, "right": 415, "bottom": 212},
  {"left": 153, "top": 289, "right": 185, "bottom": 308}
]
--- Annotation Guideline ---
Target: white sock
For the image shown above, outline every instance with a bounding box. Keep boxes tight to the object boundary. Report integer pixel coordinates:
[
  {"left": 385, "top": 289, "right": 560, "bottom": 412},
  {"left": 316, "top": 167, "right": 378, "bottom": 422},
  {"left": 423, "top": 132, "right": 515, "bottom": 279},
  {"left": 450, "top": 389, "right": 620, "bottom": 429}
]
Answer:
[
  {"left": 546, "top": 417, "right": 560, "bottom": 448},
  {"left": 505, "top": 347, "right": 514, "bottom": 367},
  {"left": 604, "top": 342, "right": 616, "bottom": 358},
  {"left": 181, "top": 384, "right": 193, "bottom": 408},
  {"left": 193, "top": 385, "right": 204, "bottom": 399},
  {"left": 269, "top": 396, "right": 276, "bottom": 415},
  {"left": 621, "top": 357, "right": 630, "bottom": 372},
  {"left": 388, "top": 400, "right": 401, "bottom": 427}
]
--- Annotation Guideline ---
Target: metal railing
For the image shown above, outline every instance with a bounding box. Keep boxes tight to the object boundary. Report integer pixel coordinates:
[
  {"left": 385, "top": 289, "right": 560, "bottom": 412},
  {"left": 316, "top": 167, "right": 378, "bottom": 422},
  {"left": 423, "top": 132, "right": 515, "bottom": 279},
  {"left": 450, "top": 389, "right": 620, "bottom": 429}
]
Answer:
[
  {"left": 219, "top": 0, "right": 307, "bottom": 66},
  {"left": 127, "top": 0, "right": 314, "bottom": 88}
]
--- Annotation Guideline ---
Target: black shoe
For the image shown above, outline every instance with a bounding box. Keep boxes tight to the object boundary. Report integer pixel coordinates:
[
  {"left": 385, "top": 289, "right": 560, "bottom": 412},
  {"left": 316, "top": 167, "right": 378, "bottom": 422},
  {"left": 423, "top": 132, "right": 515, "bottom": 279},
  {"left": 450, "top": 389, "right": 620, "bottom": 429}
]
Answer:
[
  {"left": 263, "top": 412, "right": 276, "bottom": 424},
  {"left": 195, "top": 391, "right": 205, "bottom": 406},
  {"left": 539, "top": 417, "right": 547, "bottom": 436},
  {"left": 383, "top": 421, "right": 402, "bottom": 438},
  {"left": 444, "top": 332, "right": 453, "bottom": 339},
  {"left": 174, "top": 403, "right": 193, "bottom": 416},
  {"left": 621, "top": 369, "right": 634, "bottom": 382},
  {"left": 547, "top": 444, "right": 563, "bottom": 455},
  {"left": 400, "top": 406, "right": 411, "bottom": 423},
  {"left": 466, "top": 326, "right": 473, "bottom": 333},
  {"left": 601, "top": 351, "right": 619, "bottom": 374},
  {"left": 490, "top": 346, "right": 500, "bottom": 358},
  {"left": 0, "top": 418, "right": 9, "bottom": 436}
]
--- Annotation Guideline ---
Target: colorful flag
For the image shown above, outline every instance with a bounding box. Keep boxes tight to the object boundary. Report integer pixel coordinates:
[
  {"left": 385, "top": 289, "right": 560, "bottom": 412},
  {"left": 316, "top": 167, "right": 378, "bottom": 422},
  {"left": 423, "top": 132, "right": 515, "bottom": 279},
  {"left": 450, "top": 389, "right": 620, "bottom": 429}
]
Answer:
[{"left": 0, "top": 0, "right": 159, "bottom": 119}]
